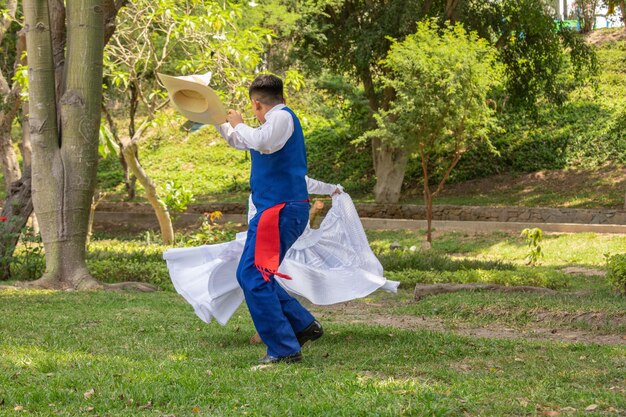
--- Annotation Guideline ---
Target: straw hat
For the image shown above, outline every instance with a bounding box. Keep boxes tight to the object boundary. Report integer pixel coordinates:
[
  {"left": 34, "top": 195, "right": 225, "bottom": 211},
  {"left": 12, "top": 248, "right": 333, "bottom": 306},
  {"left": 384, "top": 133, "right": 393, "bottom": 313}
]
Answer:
[{"left": 157, "top": 72, "right": 227, "bottom": 125}]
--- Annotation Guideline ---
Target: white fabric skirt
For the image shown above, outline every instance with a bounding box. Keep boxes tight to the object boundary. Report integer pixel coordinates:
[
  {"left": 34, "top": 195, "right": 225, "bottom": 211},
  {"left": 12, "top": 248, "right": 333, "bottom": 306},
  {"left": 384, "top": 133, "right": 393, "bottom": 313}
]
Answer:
[{"left": 163, "top": 193, "right": 399, "bottom": 325}]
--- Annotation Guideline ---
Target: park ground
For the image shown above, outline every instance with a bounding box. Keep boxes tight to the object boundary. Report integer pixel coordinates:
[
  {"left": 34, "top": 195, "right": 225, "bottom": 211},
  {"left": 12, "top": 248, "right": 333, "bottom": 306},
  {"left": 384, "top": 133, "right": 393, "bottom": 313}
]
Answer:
[
  {"left": 1, "top": 27, "right": 626, "bottom": 417},
  {"left": 1, "top": 229, "right": 625, "bottom": 416}
]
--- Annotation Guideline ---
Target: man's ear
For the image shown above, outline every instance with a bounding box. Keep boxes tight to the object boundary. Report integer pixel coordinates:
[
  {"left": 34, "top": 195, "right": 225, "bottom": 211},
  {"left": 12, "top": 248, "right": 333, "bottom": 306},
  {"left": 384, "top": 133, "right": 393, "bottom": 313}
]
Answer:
[{"left": 252, "top": 99, "right": 262, "bottom": 111}]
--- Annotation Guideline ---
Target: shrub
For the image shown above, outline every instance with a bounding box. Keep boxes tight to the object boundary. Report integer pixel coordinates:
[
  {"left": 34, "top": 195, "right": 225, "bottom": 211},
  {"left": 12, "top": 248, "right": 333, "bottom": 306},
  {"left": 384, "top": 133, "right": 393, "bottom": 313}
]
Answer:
[
  {"left": 176, "top": 211, "right": 238, "bottom": 246},
  {"left": 386, "top": 268, "right": 568, "bottom": 289},
  {"left": 377, "top": 249, "right": 513, "bottom": 272},
  {"left": 606, "top": 253, "right": 626, "bottom": 295},
  {"left": 88, "top": 257, "right": 171, "bottom": 290},
  {"left": 87, "top": 238, "right": 172, "bottom": 289}
]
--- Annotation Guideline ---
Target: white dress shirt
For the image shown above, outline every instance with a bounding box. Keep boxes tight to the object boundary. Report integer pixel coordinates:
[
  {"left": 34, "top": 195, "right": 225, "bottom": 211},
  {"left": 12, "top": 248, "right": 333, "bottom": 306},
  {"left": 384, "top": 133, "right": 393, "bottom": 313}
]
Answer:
[
  {"left": 215, "top": 104, "right": 294, "bottom": 154},
  {"left": 214, "top": 103, "right": 342, "bottom": 221}
]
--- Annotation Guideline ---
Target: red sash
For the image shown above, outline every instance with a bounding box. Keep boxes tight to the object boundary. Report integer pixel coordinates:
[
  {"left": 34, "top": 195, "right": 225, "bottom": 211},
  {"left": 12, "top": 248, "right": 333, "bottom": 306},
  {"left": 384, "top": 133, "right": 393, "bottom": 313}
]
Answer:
[{"left": 254, "top": 201, "right": 307, "bottom": 282}]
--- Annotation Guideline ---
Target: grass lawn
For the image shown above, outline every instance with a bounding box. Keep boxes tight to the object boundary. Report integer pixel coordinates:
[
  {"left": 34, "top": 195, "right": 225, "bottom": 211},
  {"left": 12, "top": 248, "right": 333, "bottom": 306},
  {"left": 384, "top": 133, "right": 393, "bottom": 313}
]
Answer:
[
  {"left": 2, "top": 230, "right": 626, "bottom": 416},
  {"left": 1, "top": 289, "right": 625, "bottom": 417}
]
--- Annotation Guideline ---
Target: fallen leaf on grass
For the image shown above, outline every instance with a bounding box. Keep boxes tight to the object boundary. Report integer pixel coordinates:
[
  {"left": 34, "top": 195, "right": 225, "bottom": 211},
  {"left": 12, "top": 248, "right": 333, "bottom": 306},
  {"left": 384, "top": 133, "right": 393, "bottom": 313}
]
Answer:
[
  {"left": 585, "top": 404, "right": 598, "bottom": 412},
  {"left": 560, "top": 407, "right": 577, "bottom": 413},
  {"left": 138, "top": 401, "right": 153, "bottom": 410},
  {"left": 14, "top": 405, "right": 24, "bottom": 411},
  {"left": 541, "top": 411, "right": 560, "bottom": 416},
  {"left": 83, "top": 389, "right": 95, "bottom": 399},
  {"left": 85, "top": 406, "right": 94, "bottom": 412},
  {"left": 192, "top": 406, "right": 201, "bottom": 413}
]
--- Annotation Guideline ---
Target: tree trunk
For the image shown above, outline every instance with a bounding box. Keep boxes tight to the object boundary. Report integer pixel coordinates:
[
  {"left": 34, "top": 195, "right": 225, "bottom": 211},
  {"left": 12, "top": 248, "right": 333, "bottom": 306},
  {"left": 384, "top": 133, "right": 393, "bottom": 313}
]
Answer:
[
  {"left": 0, "top": 169, "right": 33, "bottom": 280},
  {"left": 424, "top": 190, "right": 433, "bottom": 244},
  {"left": 0, "top": 4, "right": 24, "bottom": 192},
  {"left": 0, "top": 134, "right": 22, "bottom": 190},
  {"left": 24, "top": 0, "right": 105, "bottom": 290},
  {"left": 121, "top": 140, "right": 174, "bottom": 244},
  {"left": 372, "top": 137, "right": 408, "bottom": 203},
  {"left": 445, "top": 0, "right": 463, "bottom": 23},
  {"left": 20, "top": 102, "right": 32, "bottom": 170},
  {"left": 360, "top": 66, "right": 408, "bottom": 204},
  {"left": 0, "top": 92, "right": 22, "bottom": 191}
]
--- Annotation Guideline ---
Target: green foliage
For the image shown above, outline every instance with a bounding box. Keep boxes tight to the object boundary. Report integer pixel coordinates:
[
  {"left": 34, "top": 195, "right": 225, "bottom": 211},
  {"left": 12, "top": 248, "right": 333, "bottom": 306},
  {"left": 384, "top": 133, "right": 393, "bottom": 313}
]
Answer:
[
  {"left": 403, "top": 37, "right": 624, "bottom": 185},
  {"left": 98, "top": 123, "right": 119, "bottom": 159},
  {"left": 386, "top": 267, "right": 568, "bottom": 289},
  {"left": 87, "top": 238, "right": 171, "bottom": 289},
  {"left": 606, "top": 253, "right": 626, "bottom": 295},
  {"left": 0, "top": 3, "right": 21, "bottom": 81},
  {"left": 132, "top": 123, "right": 250, "bottom": 200},
  {"left": 462, "top": 0, "right": 598, "bottom": 109},
  {"left": 520, "top": 227, "right": 544, "bottom": 265},
  {"left": 8, "top": 226, "right": 45, "bottom": 281},
  {"left": 377, "top": 249, "right": 513, "bottom": 273},
  {"left": 363, "top": 20, "right": 501, "bottom": 157},
  {"left": 104, "top": 0, "right": 273, "bottom": 111},
  {"left": 161, "top": 180, "right": 195, "bottom": 220},
  {"left": 88, "top": 257, "right": 171, "bottom": 289},
  {"left": 361, "top": 20, "right": 501, "bottom": 212},
  {"left": 176, "top": 211, "right": 238, "bottom": 246}
]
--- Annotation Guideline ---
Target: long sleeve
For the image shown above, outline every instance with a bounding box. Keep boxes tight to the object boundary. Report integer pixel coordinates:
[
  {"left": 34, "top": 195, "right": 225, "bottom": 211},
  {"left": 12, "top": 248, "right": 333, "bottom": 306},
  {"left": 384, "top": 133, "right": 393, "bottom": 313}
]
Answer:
[
  {"left": 214, "top": 104, "right": 294, "bottom": 154},
  {"left": 305, "top": 176, "right": 342, "bottom": 195}
]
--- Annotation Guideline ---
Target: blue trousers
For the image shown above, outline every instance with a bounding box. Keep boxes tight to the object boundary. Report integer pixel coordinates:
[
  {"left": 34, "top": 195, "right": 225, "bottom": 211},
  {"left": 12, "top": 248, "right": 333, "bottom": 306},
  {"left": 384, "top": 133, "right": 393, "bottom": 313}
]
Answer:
[{"left": 236, "top": 201, "right": 315, "bottom": 357}]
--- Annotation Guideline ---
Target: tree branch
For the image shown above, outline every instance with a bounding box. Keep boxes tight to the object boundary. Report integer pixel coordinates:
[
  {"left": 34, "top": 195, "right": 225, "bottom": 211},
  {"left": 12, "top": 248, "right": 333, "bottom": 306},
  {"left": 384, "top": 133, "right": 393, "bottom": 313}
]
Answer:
[{"left": 0, "top": 0, "right": 17, "bottom": 45}]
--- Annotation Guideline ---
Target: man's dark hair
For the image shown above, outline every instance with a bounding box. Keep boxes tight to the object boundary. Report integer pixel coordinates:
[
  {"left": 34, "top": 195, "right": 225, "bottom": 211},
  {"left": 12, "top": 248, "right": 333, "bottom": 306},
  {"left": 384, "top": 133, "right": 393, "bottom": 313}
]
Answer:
[{"left": 249, "top": 74, "right": 284, "bottom": 105}]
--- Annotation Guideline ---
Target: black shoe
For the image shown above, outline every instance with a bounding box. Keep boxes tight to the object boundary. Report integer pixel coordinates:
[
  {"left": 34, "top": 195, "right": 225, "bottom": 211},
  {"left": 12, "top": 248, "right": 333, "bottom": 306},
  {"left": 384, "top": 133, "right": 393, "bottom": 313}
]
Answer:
[
  {"left": 258, "top": 352, "right": 302, "bottom": 364},
  {"left": 296, "top": 320, "right": 324, "bottom": 346}
]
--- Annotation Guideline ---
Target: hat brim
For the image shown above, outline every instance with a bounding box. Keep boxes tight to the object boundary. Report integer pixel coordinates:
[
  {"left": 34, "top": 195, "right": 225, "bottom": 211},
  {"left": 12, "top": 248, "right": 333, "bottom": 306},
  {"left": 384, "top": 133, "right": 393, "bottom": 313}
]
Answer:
[{"left": 158, "top": 73, "right": 227, "bottom": 125}]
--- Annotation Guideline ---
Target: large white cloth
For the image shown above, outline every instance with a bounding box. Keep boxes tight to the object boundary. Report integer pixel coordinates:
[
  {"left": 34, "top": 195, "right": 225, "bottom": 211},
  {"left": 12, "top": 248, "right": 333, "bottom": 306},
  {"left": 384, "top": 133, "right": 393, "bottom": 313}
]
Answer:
[{"left": 163, "top": 193, "right": 399, "bottom": 325}]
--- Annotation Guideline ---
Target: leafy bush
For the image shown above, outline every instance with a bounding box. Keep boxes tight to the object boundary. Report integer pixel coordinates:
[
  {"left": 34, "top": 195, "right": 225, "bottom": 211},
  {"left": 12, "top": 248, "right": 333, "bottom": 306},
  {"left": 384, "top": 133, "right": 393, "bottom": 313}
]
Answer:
[
  {"left": 176, "top": 211, "right": 238, "bottom": 246},
  {"left": 88, "top": 257, "right": 171, "bottom": 289},
  {"left": 386, "top": 267, "right": 568, "bottom": 289},
  {"left": 520, "top": 227, "right": 544, "bottom": 265},
  {"left": 1, "top": 225, "right": 46, "bottom": 281},
  {"left": 606, "top": 253, "right": 626, "bottom": 295},
  {"left": 305, "top": 123, "right": 374, "bottom": 196},
  {"left": 162, "top": 180, "right": 195, "bottom": 220},
  {"left": 377, "top": 249, "right": 513, "bottom": 272},
  {"left": 87, "top": 238, "right": 171, "bottom": 289}
]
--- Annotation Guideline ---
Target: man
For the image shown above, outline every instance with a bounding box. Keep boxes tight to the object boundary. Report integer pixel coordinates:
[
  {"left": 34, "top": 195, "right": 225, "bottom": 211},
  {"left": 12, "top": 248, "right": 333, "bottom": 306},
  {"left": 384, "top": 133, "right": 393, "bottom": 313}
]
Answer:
[{"left": 215, "top": 74, "right": 324, "bottom": 364}]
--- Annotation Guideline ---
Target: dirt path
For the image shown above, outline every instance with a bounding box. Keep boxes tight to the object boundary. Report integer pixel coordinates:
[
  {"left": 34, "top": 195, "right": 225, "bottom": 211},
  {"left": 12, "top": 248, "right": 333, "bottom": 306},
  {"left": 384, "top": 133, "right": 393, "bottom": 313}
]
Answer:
[{"left": 309, "top": 300, "right": 626, "bottom": 346}]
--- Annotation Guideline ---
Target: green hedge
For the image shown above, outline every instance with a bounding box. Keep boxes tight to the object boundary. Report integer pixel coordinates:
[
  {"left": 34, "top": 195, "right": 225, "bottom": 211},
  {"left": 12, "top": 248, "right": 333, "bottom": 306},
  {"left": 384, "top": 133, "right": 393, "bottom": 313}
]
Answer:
[
  {"left": 386, "top": 268, "right": 569, "bottom": 290},
  {"left": 606, "top": 253, "right": 626, "bottom": 295}
]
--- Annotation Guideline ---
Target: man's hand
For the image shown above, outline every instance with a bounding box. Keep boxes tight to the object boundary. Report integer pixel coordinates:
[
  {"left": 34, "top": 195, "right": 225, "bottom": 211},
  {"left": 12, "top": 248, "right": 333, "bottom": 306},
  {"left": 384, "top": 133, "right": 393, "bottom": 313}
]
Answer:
[{"left": 226, "top": 109, "right": 244, "bottom": 127}]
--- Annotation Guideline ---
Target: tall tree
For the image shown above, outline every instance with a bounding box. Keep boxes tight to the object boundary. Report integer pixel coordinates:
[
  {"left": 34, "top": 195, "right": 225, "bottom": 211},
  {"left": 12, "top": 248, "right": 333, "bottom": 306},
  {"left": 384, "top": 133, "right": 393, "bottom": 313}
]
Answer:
[
  {"left": 363, "top": 21, "right": 501, "bottom": 243},
  {"left": 21, "top": 0, "right": 134, "bottom": 290},
  {"left": 298, "top": 0, "right": 428, "bottom": 203}
]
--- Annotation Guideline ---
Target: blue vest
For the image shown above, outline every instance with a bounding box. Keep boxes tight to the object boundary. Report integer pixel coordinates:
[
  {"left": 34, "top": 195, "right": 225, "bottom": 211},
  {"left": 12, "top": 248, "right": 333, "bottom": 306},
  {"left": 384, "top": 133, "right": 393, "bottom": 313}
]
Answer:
[{"left": 249, "top": 107, "right": 308, "bottom": 213}]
